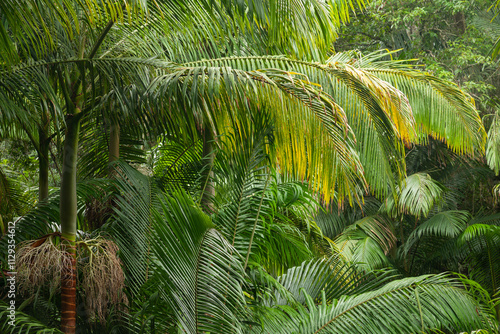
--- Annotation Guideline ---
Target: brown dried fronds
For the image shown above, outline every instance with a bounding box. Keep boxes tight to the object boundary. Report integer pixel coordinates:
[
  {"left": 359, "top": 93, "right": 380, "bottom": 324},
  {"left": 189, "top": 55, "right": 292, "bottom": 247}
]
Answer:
[
  {"left": 77, "top": 237, "right": 127, "bottom": 324},
  {"left": 16, "top": 235, "right": 72, "bottom": 296}
]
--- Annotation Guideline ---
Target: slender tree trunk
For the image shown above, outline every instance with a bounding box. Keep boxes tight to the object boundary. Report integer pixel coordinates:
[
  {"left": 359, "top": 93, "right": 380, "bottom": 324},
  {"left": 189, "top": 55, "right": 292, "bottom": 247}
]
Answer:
[
  {"left": 200, "top": 128, "right": 215, "bottom": 213},
  {"left": 38, "top": 134, "right": 49, "bottom": 202},
  {"left": 38, "top": 111, "right": 50, "bottom": 201},
  {"left": 108, "top": 122, "right": 120, "bottom": 163},
  {"left": 108, "top": 121, "right": 120, "bottom": 177},
  {"left": 60, "top": 116, "right": 80, "bottom": 334}
]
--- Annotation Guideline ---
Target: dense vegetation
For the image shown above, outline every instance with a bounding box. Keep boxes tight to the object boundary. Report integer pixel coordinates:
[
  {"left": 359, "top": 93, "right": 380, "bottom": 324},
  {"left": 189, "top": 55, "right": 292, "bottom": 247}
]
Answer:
[{"left": 0, "top": 0, "right": 499, "bottom": 333}]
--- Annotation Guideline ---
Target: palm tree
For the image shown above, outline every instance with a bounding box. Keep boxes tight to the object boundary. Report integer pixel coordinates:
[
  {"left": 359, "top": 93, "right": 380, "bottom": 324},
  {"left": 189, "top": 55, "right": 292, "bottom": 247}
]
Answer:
[
  {"left": 0, "top": 1, "right": 494, "bottom": 333},
  {"left": 0, "top": 1, "right": 369, "bottom": 332},
  {"left": 106, "top": 128, "right": 496, "bottom": 333}
]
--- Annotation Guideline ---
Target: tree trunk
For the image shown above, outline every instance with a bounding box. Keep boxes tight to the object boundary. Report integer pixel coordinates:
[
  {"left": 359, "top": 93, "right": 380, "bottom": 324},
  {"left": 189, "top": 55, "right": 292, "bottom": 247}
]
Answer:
[
  {"left": 200, "top": 129, "right": 215, "bottom": 213},
  {"left": 38, "top": 115, "right": 50, "bottom": 202},
  {"left": 108, "top": 121, "right": 120, "bottom": 176},
  {"left": 38, "top": 139, "right": 49, "bottom": 202},
  {"left": 60, "top": 116, "right": 80, "bottom": 334}
]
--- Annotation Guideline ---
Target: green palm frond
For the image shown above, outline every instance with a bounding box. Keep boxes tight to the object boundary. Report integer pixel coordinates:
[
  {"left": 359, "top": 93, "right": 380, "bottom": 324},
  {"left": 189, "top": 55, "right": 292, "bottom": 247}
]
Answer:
[
  {"left": 342, "top": 50, "right": 486, "bottom": 156},
  {"left": 336, "top": 235, "right": 392, "bottom": 270},
  {"left": 212, "top": 114, "right": 314, "bottom": 275},
  {"left": 249, "top": 274, "right": 495, "bottom": 334},
  {"left": 341, "top": 215, "right": 396, "bottom": 254},
  {"left": 383, "top": 172, "right": 445, "bottom": 218},
  {"left": 152, "top": 136, "right": 203, "bottom": 194},
  {"left": 0, "top": 0, "right": 365, "bottom": 66},
  {"left": 0, "top": 164, "right": 33, "bottom": 224},
  {"left": 404, "top": 210, "right": 470, "bottom": 256},
  {"left": 0, "top": 301, "right": 61, "bottom": 333},
  {"left": 459, "top": 224, "right": 500, "bottom": 243},
  {"left": 333, "top": 213, "right": 396, "bottom": 269},
  {"left": 486, "top": 112, "right": 500, "bottom": 175},
  {"left": 105, "top": 162, "right": 157, "bottom": 296},
  {"left": 458, "top": 220, "right": 500, "bottom": 297},
  {"left": 147, "top": 190, "right": 247, "bottom": 333},
  {"left": 314, "top": 197, "right": 382, "bottom": 239},
  {"left": 186, "top": 55, "right": 413, "bottom": 199},
  {"left": 213, "top": 114, "right": 273, "bottom": 253},
  {"left": 273, "top": 256, "right": 395, "bottom": 306}
]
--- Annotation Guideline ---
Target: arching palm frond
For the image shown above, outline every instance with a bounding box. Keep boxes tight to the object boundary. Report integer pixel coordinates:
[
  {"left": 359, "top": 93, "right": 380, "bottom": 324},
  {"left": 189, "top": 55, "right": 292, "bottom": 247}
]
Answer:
[
  {"left": 212, "top": 113, "right": 274, "bottom": 256},
  {"left": 0, "top": 178, "right": 115, "bottom": 264},
  {"left": 185, "top": 55, "right": 413, "bottom": 199},
  {"left": 332, "top": 213, "right": 396, "bottom": 271},
  {"left": 314, "top": 197, "right": 382, "bottom": 240},
  {"left": 146, "top": 62, "right": 364, "bottom": 204},
  {"left": 0, "top": 164, "right": 33, "bottom": 225},
  {"left": 0, "top": 0, "right": 363, "bottom": 66},
  {"left": 342, "top": 50, "right": 486, "bottom": 156},
  {"left": 273, "top": 256, "right": 395, "bottom": 306},
  {"left": 383, "top": 172, "right": 445, "bottom": 218},
  {"left": 77, "top": 116, "right": 146, "bottom": 179},
  {"left": 336, "top": 236, "right": 392, "bottom": 271},
  {"left": 486, "top": 111, "right": 500, "bottom": 175},
  {"left": 455, "top": 213, "right": 500, "bottom": 297},
  {"left": 0, "top": 301, "right": 62, "bottom": 334},
  {"left": 146, "top": 190, "right": 247, "bottom": 334},
  {"left": 404, "top": 210, "right": 470, "bottom": 256},
  {"left": 212, "top": 113, "right": 313, "bottom": 275},
  {"left": 104, "top": 162, "right": 158, "bottom": 296},
  {"left": 152, "top": 136, "right": 203, "bottom": 194},
  {"left": 249, "top": 274, "right": 495, "bottom": 334}
]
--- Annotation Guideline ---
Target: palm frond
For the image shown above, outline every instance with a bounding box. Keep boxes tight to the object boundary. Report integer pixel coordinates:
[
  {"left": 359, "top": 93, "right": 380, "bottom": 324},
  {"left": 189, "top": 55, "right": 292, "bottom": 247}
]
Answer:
[
  {"left": 345, "top": 50, "right": 486, "bottom": 155},
  {"left": 383, "top": 172, "right": 445, "bottom": 218},
  {"left": 152, "top": 136, "right": 203, "bottom": 194},
  {"left": 0, "top": 301, "right": 62, "bottom": 333},
  {"left": 486, "top": 112, "right": 500, "bottom": 175},
  {"left": 213, "top": 113, "right": 314, "bottom": 275},
  {"left": 104, "top": 162, "right": 157, "bottom": 296},
  {"left": 314, "top": 197, "right": 382, "bottom": 239},
  {"left": 336, "top": 235, "right": 392, "bottom": 270},
  {"left": 0, "top": 164, "right": 33, "bottom": 224},
  {"left": 186, "top": 55, "right": 413, "bottom": 199},
  {"left": 274, "top": 256, "right": 395, "bottom": 306},
  {"left": 147, "top": 190, "right": 247, "bottom": 333},
  {"left": 249, "top": 274, "right": 495, "bottom": 334},
  {"left": 404, "top": 210, "right": 470, "bottom": 256}
]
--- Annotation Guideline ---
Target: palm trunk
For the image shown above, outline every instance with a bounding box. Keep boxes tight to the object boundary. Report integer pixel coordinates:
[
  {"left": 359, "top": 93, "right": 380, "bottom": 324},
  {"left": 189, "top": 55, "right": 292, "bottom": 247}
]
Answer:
[
  {"left": 38, "top": 142, "right": 49, "bottom": 201},
  {"left": 108, "top": 121, "right": 120, "bottom": 177},
  {"left": 38, "top": 123, "right": 50, "bottom": 202},
  {"left": 200, "top": 129, "right": 215, "bottom": 213},
  {"left": 108, "top": 121, "right": 120, "bottom": 163},
  {"left": 60, "top": 116, "right": 80, "bottom": 334}
]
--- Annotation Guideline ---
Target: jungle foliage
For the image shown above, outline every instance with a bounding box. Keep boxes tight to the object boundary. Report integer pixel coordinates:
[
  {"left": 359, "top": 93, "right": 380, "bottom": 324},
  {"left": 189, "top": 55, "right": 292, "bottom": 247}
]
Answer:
[{"left": 0, "top": 0, "right": 499, "bottom": 333}]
